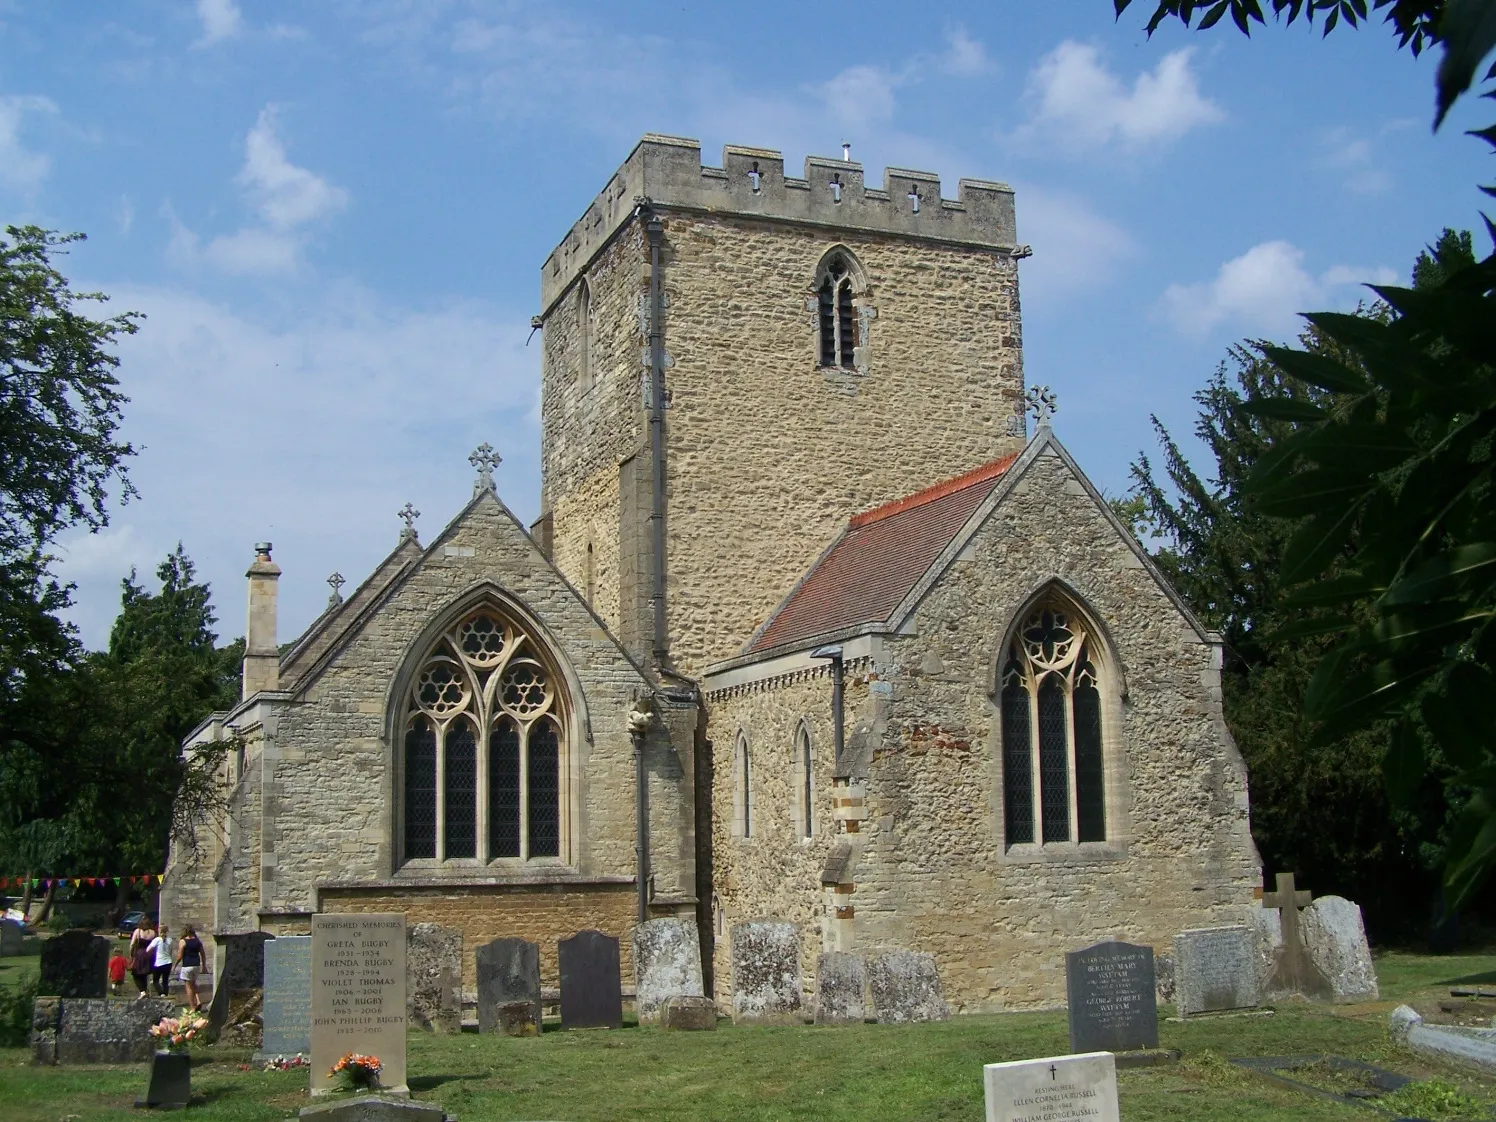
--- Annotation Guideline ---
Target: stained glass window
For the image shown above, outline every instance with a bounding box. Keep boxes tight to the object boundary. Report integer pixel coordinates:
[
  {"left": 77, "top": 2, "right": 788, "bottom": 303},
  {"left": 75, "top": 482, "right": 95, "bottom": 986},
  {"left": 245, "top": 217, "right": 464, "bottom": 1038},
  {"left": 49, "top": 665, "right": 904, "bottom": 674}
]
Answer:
[
  {"left": 1000, "top": 600, "right": 1110, "bottom": 849},
  {"left": 402, "top": 605, "right": 567, "bottom": 865},
  {"left": 816, "top": 252, "right": 860, "bottom": 369}
]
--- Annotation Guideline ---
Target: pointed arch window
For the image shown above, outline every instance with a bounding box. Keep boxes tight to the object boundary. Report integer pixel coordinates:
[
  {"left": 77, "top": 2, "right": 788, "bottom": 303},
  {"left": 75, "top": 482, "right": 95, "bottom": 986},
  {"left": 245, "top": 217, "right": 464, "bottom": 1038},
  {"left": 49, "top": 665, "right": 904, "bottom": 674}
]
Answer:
[
  {"left": 815, "top": 250, "right": 862, "bottom": 370},
  {"left": 577, "top": 279, "right": 595, "bottom": 394},
  {"left": 402, "top": 606, "right": 568, "bottom": 865},
  {"left": 795, "top": 723, "right": 814, "bottom": 838},
  {"left": 1001, "top": 603, "right": 1108, "bottom": 847},
  {"left": 733, "top": 733, "right": 753, "bottom": 839}
]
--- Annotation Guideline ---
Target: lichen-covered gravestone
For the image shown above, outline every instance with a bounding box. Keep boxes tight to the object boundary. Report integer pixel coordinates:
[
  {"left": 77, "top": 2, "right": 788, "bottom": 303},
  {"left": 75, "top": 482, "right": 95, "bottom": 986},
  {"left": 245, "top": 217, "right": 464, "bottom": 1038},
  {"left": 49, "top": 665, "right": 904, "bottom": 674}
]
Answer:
[
  {"left": 730, "top": 921, "right": 803, "bottom": 1025},
  {"left": 32, "top": 996, "right": 174, "bottom": 1064},
  {"left": 867, "top": 951, "right": 950, "bottom": 1023},
  {"left": 1173, "top": 926, "right": 1260, "bottom": 1017},
  {"left": 38, "top": 930, "right": 109, "bottom": 998},
  {"left": 475, "top": 938, "right": 541, "bottom": 1035},
  {"left": 632, "top": 918, "right": 704, "bottom": 1025},
  {"left": 1300, "top": 896, "right": 1379, "bottom": 1002},
  {"left": 406, "top": 923, "right": 461, "bottom": 1032},
  {"left": 814, "top": 952, "right": 866, "bottom": 1025}
]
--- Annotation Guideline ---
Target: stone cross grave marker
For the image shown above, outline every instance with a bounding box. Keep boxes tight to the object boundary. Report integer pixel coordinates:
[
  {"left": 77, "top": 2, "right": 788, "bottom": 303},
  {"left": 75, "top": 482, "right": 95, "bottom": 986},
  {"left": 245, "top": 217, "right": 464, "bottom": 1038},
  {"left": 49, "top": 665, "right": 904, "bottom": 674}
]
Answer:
[
  {"left": 867, "top": 951, "right": 950, "bottom": 1023},
  {"left": 984, "top": 1052, "right": 1119, "bottom": 1122},
  {"left": 558, "top": 930, "right": 622, "bottom": 1030},
  {"left": 310, "top": 913, "right": 407, "bottom": 1096},
  {"left": 730, "top": 920, "right": 803, "bottom": 1025},
  {"left": 1066, "top": 940, "right": 1158, "bottom": 1053},
  {"left": 475, "top": 937, "right": 542, "bottom": 1035},
  {"left": 1174, "top": 926, "right": 1260, "bottom": 1017},
  {"left": 39, "top": 930, "right": 108, "bottom": 998},
  {"left": 632, "top": 918, "right": 704, "bottom": 1025},
  {"left": 1262, "top": 872, "right": 1333, "bottom": 999},
  {"left": 257, "top": 935, "right": 311, "bottom": 1060}
]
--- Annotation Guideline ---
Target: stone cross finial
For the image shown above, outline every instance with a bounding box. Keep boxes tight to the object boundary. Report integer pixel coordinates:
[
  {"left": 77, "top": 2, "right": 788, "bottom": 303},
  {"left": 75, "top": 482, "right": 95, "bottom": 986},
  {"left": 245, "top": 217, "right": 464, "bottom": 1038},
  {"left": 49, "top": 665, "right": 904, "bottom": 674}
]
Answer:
[
  {"left": 747, "top": 161, "right": 762, "bottom": 193},
  {"left": 829, "top": 173, "right": 843, "bottom": 204},
  {"left": 326, "top": 571, "right": 346, "bottom": 608},
  {"left": 469, "top": 443, "right": 501, "bottom": 496},
  {"left": 907, "top": 184, "right": 921, "bottom": 214},
  {"left": 1024, "top": 385, "right": 1058, "bottom": 429},
  {"left": 398, "top": 502, "right": 421, "bottom": 544}
]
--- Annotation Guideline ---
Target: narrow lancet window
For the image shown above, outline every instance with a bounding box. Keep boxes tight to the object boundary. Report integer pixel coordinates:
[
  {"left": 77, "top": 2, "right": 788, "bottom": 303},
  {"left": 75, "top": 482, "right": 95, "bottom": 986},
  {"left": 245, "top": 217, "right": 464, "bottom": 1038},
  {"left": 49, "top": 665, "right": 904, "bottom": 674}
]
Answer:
[{"left": 816, "top": 252, "right": 860, "bottom": 369}]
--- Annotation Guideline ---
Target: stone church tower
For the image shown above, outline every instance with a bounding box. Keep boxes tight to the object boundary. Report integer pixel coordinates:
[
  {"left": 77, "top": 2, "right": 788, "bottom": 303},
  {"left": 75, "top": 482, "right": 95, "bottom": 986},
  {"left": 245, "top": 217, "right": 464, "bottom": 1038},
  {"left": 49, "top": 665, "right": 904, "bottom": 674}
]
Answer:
[{"left": 534, "top": 134, "right": 1029, "bottom": 678}]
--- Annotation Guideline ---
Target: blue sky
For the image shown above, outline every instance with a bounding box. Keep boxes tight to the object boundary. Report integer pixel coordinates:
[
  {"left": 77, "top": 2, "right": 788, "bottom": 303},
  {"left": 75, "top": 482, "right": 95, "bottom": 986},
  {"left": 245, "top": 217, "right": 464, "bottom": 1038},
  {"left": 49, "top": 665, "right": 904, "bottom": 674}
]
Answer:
[{"left": 3, "top": 0, "right": 1491, "bottom": 650}]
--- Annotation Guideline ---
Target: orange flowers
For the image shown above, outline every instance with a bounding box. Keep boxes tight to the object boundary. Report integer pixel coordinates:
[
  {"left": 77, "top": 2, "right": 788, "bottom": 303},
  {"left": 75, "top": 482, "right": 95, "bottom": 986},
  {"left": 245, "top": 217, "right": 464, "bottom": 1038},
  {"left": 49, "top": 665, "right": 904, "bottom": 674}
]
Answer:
[
  {"left": 150, "top": 1010, "right": 208, "bottom": 1052},
  {"left": 330, "top": 1052, "right": 382, "bottom": 1091}
]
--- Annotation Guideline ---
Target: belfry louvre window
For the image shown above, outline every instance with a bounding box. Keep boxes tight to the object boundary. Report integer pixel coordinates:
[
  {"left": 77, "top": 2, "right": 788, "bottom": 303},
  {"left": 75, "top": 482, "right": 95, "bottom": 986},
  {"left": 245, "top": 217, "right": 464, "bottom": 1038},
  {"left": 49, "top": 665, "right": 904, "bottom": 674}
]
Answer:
[
  {"left": 402, "top": 606, "right": 566, "bottom": 864},
  {"left": 1001, "top": 604, "right": 1107, "bottom": 847},
  {"left": 818, "top": 258, "right": 857, "bottom": 369}
]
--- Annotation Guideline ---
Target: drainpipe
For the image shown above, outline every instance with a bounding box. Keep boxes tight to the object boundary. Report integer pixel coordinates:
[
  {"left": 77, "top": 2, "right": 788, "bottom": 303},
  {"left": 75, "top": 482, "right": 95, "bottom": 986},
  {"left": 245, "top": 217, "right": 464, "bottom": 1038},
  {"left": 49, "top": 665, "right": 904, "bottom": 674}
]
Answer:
[
  {"left": 813, "top": 646, "right": 845, "bottom": 771},
  {"left": 629, "top": 701, "right": 654, "bottom": 923},
  {"left": 645, "top": 209, "right": 668, "bottom": 667}
]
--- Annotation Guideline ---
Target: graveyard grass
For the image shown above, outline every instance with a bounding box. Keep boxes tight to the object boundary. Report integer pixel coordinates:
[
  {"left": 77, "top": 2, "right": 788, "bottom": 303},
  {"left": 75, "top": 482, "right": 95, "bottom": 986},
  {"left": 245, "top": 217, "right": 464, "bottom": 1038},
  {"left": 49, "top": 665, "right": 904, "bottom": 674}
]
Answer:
[{"left": 0, "top": 949, "right": 1494, "bottom": 1121}]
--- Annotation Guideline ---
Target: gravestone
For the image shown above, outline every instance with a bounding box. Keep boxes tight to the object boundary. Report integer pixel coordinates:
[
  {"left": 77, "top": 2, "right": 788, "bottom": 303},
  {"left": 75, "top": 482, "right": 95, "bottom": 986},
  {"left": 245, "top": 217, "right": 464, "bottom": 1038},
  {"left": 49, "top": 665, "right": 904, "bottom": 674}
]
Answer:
[
  {"left": 867, "top": 951, "right": 950, "bottom": 1023},
  {"left": 1261, "top": 872, "right": 1332, "bottom": 999},
  {"left": 984, "top": 1052, "right": 1120, "bottom": 1122},
  {"left": 632, "top": 918, "right": 704, "bottom": 1024},
  {"left": 208, "top": 931, "right": 273, "bottom": 1041},
  {"left": 730, "top": 920, "right": 803, "bottom": 1025},
  {"left": 258, "top": 935, "right": 312, "bottom": 1059},
  {"left": 299, "top": 1096, "right": 450, "bottom": 1122},
  {"left": 660, "top": 995, "right": 717, "bottom": 1031},
  {"left": 1065, "top": 940, "right": 1158, "bottom": 1053},
  {"left": 310, "top": 913, "right": 407, "bottom": 1096},
  {"left": 495, "top": 1000, "right": 540, "bottom": 1037},
  {"left": 137, "top": 1050, "right": 191, "bottom": 1109},
  {"left": 1300, "top": 896, "right": 1379, "bottom": 1002},
  {"left": 475, "top": 937, "right": 541, "bottom": 1035},
  {"left": 38, "top": 929, "right": 109, "bottom": 998},
  {"left": 558, "top": 930, "right": 622, "bottom": 1030},
  {"left": 814, "top": 952, "right": 866, "bottom": 1025},
  {"left": 0, "top": 917, "right": 24, "bottom": 956},
  {"left": 1173, "top": 926, "right": 1260, "bottom": 1016},
  {"left": 406, "top": 922, "right": 461, "bottom": 1032},
  {"left": 31, "top": 995, "right": 174, "bottom": 1064}
]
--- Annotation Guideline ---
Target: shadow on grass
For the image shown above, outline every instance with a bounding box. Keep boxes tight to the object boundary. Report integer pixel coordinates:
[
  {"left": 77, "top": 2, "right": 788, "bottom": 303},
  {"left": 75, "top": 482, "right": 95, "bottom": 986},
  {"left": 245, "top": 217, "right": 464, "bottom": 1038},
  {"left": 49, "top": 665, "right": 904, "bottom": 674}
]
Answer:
[
  {"left": 408, "top": 1073, "right": 486, "bottom": 1092},
  {"left": 1436, "top": 968, "right": 1496, "bottom": 987}
]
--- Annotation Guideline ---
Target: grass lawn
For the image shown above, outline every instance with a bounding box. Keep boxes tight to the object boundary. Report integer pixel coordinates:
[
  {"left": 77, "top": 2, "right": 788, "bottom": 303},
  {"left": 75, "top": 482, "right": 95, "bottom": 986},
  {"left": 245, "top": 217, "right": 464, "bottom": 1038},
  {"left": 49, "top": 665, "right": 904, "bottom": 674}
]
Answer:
[{"left": 0, "top": 948, "right": 1491, "bottom": 1121}]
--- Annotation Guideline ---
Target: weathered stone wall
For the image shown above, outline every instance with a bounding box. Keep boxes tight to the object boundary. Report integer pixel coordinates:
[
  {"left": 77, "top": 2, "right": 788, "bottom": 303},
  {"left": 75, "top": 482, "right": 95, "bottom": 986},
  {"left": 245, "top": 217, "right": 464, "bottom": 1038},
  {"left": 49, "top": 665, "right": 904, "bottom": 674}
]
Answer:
[
  {"left": 320, "top": 883, "right": 637, "bottom": 989},
  {"left": 540, "top": 144, "right": 1027, "bottom": 678},
  {"left": 704, "top": 445, "right": 1260, "bottom": 1012}
]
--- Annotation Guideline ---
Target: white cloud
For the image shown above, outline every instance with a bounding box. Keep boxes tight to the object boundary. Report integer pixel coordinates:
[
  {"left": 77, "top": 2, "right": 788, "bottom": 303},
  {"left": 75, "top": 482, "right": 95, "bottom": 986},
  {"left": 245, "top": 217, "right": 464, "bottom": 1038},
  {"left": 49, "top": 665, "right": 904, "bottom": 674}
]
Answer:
[
  {"left": 0, "top": 94, "right": 58, "bottom": 194},
  {"left": 1160, "top": 241, "right": 1397, "bottom": 337},
  {"left": 818, "top": 65, "right": 901, "bottom": 132},
  {"left": 1015, "top": 187, "right": 1135, "bottom": 302},
  {"left": 169, "top": 107, "right": 346, "bottom": 276},
  {"left": 941, "top": 26, "right": 993, "bottom": 77},
  {"left": 1318, "top": 123, "right": 1410, "bottom": 195},
  {"left": 1021, "top": 41, "right": 1223, "bottom": 148},
  {"left": 194, "top": 0, "right": 241, "bottom": 46},
  {"left": 54, "top": 283, "right": 540, "bottom": 649}
]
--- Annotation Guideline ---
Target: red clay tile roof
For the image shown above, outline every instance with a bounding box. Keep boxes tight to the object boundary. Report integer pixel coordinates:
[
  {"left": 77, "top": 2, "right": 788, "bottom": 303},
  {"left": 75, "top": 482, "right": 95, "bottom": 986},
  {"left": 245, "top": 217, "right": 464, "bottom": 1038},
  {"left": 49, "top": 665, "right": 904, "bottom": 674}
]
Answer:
[{"left": 746, "top": 453, "right": 1019, "bottom": 654}]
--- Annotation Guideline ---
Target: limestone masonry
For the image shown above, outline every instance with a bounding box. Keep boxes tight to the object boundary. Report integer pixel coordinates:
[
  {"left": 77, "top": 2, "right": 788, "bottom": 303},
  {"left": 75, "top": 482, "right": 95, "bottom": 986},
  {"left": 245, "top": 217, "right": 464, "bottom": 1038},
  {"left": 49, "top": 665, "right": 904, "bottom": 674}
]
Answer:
[{"left": 163, "top": 134, "right": 1259, "bottom": 1014}]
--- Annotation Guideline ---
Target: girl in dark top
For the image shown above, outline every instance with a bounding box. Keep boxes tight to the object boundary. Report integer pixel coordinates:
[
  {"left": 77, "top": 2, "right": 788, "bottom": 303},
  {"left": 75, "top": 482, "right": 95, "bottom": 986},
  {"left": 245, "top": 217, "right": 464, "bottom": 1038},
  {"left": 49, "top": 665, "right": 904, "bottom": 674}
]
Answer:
[
  {"left": 130, "top": 934, "right": 154, "bottom": 998},
  {"left": 176, "top": 925, "right": 205, "bottom": 1012}
]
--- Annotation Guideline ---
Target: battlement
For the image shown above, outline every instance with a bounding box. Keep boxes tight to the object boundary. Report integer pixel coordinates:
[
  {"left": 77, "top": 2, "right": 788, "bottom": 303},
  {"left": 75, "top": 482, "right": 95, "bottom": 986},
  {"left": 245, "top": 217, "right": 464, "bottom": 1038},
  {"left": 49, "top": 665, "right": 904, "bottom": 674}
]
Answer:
[{"left": 540, "top": 134, "right": 1018, "bottom": 311}]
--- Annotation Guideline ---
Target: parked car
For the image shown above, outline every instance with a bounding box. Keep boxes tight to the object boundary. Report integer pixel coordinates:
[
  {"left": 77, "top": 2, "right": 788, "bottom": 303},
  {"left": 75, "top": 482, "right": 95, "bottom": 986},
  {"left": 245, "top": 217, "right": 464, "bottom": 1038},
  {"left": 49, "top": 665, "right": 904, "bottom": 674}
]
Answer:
[{"left": 117, "top": 911, "right": 149, "bottom": 937}]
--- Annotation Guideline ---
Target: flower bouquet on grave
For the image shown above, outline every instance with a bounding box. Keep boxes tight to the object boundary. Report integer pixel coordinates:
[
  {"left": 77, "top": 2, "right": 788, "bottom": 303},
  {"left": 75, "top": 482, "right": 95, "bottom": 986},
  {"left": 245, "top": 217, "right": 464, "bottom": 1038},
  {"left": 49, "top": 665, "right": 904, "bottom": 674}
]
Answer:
[
  {"left": 330, "top": 1052, "right": 382, "bottom": 1092},
  {"left": 261, "top": 1053, "right": 310, "bottom": 1072},
  {"left": 149, "top": 1008, "right": 209, "bottom": 1052}
]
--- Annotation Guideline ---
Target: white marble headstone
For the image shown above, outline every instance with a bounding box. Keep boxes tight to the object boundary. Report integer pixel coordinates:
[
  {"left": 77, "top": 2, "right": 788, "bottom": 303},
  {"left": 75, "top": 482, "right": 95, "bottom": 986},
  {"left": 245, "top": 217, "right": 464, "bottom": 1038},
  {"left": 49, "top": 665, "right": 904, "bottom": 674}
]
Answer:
[{"left": 984, "top": 1052, "right": 1119, "bottom": 1122}]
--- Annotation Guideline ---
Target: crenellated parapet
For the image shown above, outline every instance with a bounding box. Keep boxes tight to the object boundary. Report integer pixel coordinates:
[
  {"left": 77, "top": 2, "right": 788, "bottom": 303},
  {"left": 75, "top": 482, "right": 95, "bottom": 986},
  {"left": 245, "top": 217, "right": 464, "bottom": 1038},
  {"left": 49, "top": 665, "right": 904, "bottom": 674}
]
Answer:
[{"left": 541, "top": 134, "right": 1018, "bottom": 311}]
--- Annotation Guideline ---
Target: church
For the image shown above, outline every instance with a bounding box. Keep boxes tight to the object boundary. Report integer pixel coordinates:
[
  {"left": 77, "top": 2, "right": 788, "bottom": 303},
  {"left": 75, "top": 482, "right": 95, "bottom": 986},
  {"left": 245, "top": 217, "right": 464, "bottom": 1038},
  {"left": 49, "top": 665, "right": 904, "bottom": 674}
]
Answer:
[{"left": 162, "top": 135, "right": 1261, "bottom": 1012}]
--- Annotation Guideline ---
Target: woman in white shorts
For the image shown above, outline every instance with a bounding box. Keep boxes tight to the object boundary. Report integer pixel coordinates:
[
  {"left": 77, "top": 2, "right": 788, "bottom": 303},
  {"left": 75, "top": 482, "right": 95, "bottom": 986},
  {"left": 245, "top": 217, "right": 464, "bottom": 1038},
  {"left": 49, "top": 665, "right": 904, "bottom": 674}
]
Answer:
[{"left": 175, "top": 924, "right": 206, "bottom": 1012}]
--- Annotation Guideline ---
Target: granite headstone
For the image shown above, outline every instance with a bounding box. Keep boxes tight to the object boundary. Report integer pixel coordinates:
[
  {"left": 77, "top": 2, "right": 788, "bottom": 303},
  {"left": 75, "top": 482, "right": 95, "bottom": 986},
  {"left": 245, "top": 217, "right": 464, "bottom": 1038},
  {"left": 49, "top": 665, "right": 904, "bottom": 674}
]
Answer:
[
  {"left": 137, "top": 1050, "right": 191, "bottom": 1109},
  {"left": 1065, "top": 940, "right": 1159, "bottom": 1052},
  {"left": 1173, "top": 925, "right": 1260, "bottom": 1016},
  {"left": 814, "top": 952, "right": 866, "bottom": 1025},
  {"left": 632, "top": 918, "right": 704, "bottom": 1024},
  {"left": 259, "top": 935, "right": 312, "bottom": 1059},
  {"left": 867, "top": 950, "right": 950, "bottom": 1023},
  {"left": 310, "top": 913, "right": 407, "bottom": 1095},
  {"left": 475, "top": 937, "right": 542, "bottom": 1035},
  {"left": 406, "top": 922, "right": 462, "bottom": 1033},
  {"left": 558, "top": 930, "right": 622, "bottom": 1030},
  {"left": 730, "top": 920, "right": 803, "bottom": 1025},
  {"left": 1300, "top": 896, "right": 1379, "bottom": 1002},
  {"left": 984, "top": 1052, "right": 1120, "bottom": 1122},
  {"left": 38, "top": 929, "right": 109, "bottom": 998}
]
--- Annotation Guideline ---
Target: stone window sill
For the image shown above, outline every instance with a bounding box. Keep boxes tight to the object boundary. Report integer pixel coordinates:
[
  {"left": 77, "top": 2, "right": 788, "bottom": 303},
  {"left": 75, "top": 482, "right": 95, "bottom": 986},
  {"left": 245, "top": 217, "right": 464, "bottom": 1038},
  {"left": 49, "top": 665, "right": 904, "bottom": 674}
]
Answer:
[{"left": 999, "top": 841, "right": 1128, "bottom": 865}]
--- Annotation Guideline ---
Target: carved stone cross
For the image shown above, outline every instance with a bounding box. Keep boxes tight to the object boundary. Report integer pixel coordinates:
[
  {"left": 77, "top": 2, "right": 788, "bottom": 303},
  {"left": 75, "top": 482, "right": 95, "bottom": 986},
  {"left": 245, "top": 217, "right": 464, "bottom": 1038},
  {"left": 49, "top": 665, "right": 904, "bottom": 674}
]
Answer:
[
  {"left": 398, "top": 502, "right": 421, "bottom": 543},
  {"left": 1024, "top": 384, "right": 1058, "bottom": 428},
  {"left": 829, "top": 172, "right": 843, "bottom": 204},
  {"left": 747, "top": 161, "right": 762, "bottom": 193},
  {"left": 469, "top": 443, "right": 501, "bottom": 495},
  {"left": 326, "top": 571, "right": 345, "bottom": 608},
  {"left": 907, "top": 184, "right": 921, "bottom": 214},
  {"left": 1261, "top": 871, "right": 1331, "bottom": 998}
]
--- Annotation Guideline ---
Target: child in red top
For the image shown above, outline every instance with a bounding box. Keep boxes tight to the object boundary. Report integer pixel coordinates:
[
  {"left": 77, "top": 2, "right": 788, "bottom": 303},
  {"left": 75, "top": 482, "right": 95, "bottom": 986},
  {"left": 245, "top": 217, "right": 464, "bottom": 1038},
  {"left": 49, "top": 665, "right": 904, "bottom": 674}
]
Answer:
[{"left": 107, "top": 950, "right": 128, "bottom": 996}]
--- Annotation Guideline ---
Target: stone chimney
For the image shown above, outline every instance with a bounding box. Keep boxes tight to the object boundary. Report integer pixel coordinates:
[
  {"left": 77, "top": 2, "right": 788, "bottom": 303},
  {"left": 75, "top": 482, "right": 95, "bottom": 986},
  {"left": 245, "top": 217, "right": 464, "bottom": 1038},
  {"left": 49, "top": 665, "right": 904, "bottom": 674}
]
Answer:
[{"left": 242, "top": 542, "right": 281, "bottom": 699}]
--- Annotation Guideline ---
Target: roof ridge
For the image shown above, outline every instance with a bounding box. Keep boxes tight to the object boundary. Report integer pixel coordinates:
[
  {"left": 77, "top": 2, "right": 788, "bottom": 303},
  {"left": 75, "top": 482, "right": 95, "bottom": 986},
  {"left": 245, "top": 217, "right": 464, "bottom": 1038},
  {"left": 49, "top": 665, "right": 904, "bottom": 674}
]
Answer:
[{"left": 848, "top": 451, "right": 1019, "bottom": 529}]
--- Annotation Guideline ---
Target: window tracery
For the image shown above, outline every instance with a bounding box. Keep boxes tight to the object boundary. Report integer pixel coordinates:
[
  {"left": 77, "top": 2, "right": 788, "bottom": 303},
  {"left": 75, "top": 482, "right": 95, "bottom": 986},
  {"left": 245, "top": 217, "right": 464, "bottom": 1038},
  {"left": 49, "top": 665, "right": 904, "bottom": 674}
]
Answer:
[
  {"left": 1001, "top": 602, "right": 1108, "bottom": 847},
  {"left": 814, "top": 249, "right": 866, "bottom": 371},
  {"left": 402, "top": 606, "right": 566, "bottom": 865}
]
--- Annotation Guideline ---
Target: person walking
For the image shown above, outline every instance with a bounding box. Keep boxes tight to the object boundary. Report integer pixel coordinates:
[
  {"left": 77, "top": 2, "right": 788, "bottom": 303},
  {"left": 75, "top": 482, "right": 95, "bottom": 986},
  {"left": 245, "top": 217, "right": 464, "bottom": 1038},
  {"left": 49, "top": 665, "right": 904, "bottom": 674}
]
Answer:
[
  {"left": 148, "top": 923, "right": 173, "bottom": 997},
  {"left": 108, "top": 948, "right": 128, "bottom": 996},
  {"left": 130, "top": 925, "right": 155, "bottom": 999},
  {"left": 175, "top": 925, "right": 205, "bottom": 1012}
]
